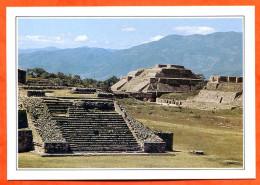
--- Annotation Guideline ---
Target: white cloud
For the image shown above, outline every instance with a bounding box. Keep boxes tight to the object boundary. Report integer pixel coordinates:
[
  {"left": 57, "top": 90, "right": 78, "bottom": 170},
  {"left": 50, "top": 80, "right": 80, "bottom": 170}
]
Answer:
[
  {"left": 74, "top": 35, "right": 88, "bottom": 42},
  {"left": 122, "top": 27, "right": 136, "bottom": 32},
  {"left": 19, "top": 35, "right": 65, "bottom": 43},
  {"left": 149, "top": 35, "right": 165, "bottom": 42},
  {"left": 172, "top": 26, "right": 216, "bottom": 35},
  {"left": 105, "top": 41, "right": 110, "bottom": 44},
  {"left": 140, "top": 35, "right": 165, "bottom": 45}
]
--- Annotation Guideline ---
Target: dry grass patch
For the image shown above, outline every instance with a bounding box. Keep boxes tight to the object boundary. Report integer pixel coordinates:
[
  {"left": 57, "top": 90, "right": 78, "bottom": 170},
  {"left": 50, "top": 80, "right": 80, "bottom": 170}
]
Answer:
[{"left": 118, "top": 98, "right": 243, "bottom": 167}]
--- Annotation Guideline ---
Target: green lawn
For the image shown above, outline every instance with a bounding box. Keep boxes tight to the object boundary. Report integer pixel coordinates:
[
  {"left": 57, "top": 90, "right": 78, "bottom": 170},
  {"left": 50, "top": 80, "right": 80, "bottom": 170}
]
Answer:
[{"left": 18, "top": 151, "right": 241, "bottom": 168}]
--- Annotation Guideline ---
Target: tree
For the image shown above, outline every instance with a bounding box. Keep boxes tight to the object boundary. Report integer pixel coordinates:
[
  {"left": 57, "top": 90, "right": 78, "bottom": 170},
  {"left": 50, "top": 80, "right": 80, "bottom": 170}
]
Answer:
[
  {"left": 33, "top": 68, "right": 46, "bottom": 78},
  {"left": 57, "top": 72, "right": 65, "bottom": 79},
  {"left": 103, "top": 76, "right": 119, "bottom": 92}
]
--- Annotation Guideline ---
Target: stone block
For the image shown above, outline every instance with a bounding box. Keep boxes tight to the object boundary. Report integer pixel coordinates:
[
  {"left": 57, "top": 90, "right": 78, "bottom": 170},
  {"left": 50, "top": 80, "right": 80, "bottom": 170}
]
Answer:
[
  {"left": 18, "top": 130, "right": 33, "bottom": 152},
  {"left": 18, "top": 69, "right": 26, "bottom": 84},
  {"left": 155, "top": 132, "right": 173, "bottom": 151},
  {"left": 18, "top": 110, "right": 28, "bottom": 129},
  {"left": 144, "top": 142, "right": 166, "bottom": 153},
  {"left": 44, "top": 142, "right": 70, "bottom": 153},
  {"left": 27, "top": 90, "right": 45, "bottom": 97}
]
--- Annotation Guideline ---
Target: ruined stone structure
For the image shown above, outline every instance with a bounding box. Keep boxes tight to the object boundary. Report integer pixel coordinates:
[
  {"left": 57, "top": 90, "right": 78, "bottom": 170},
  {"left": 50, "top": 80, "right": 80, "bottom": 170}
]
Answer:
[
  {"left": 156, "top": 98, "right": 182, "bottom": 106},
  {"left": 19, "top": 95, "right": 168, "bottom": 154},
  {"left": 18, "top": 69, "right": 26, "bottom": 84},
  {"left": 192, "top": 76, "right": 243, "bottom": 106},
  {"left": 111, "top": 64, "right": 202, "bottom": 101},
  {"left": 209, "top": 75, "right": 243, "bottom": 83}
]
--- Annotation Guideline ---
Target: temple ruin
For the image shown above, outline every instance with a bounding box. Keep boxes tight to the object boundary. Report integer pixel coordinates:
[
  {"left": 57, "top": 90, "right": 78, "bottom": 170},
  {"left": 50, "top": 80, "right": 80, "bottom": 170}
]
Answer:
[
  {"left": 111, "top": 64, "right": 202, "bottom": 101},
  {"left": 192, "top": 76, "right": 243, "bottom": 106},
  {"left": 18, "top": 77, "right": 170, "bottom": 154}
]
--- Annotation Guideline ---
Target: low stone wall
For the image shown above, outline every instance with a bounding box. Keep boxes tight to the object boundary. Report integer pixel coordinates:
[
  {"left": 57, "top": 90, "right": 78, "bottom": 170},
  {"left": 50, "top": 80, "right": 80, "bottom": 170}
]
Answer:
[
  {"left": 18, "top": 110, "right": 28, "bottom": 129},
  {"left": 83, "top": 100, "right": 114, "bottom": 110},
  {"left": 156, "top": 98, "right": 182, "bottom": 106},
  {"left": 113, "top": 93, "right": 129, "bottom": 99},
  {"left": 155, "top": 132, "right": 173, "bottom": 151},
  {"left": 114, "top": 102, "right": 165, "bottom": 153},
  {"left": 97, "top": 93, "right": 114, "bottom": 98},
  {"left": 18, "top": 130, "right": 33, "bottom": 152},
  {"left": 44, "top": 142, "right": 70, "bottom": 153},
  {"left": 209, "top": 75, "right": 243, "bottom": 83},
  {"left": 22, "top": 86, "right": 65, "bottom": 90},
  {"left": 131, "top": 93, "right": 155, "bottom": 102},
  {"left": 27, "top": 90, "right": 46, "bottom": 97},
  {"left": 71, "top": 88, "right": 96, "bottom": 94}
]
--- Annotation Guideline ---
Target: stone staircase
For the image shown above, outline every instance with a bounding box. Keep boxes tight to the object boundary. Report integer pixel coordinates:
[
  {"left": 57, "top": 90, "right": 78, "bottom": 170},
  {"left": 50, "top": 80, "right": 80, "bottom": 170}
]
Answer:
[
  {"left": 44, "top": 98, "right": 73, "bottom": 114},
  {"left": 44, "top": 98, "right": 141, "bottom": 152}
]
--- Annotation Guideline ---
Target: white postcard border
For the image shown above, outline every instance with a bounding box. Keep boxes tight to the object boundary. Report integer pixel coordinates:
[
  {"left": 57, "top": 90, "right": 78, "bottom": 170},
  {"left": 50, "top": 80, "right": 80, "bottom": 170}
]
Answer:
[{"left": 6, "top": 6, "right": 255, "bottom": 180}]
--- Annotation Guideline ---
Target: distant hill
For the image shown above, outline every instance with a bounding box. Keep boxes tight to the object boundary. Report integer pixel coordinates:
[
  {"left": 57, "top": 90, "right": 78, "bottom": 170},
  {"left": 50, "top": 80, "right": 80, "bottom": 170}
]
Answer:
[{"left": 18, "top": 32, "right": 243, "bottom": 80}]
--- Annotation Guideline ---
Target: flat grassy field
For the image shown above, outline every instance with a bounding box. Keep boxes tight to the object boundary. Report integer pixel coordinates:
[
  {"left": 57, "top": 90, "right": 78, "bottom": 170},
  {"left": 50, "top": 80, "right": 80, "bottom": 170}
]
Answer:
[
  {"left": 118, "top": 98, "right": 243, "bottom": 167},
  {"left": 18, "top": 97, "right": 243, "bottom": 168}
]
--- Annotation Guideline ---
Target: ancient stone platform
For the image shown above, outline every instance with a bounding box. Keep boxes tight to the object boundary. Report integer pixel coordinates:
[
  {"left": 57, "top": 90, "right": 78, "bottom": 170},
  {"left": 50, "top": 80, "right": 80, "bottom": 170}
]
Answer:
[
  {"left": 111, "top": 64, "right": 202, "bottom": 101},
  {"left": 20, "top": 95, "right": 168, "bottom": 154},
  {"left": 192, "top": 76, "right": 243, "bottom": 106}
]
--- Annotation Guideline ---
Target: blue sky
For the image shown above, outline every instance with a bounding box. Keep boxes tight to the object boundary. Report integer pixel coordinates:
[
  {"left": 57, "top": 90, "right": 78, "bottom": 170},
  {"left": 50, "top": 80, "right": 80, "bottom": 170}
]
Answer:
[{"left": 18, "top": 18, "right": 243, "bottom": 49}]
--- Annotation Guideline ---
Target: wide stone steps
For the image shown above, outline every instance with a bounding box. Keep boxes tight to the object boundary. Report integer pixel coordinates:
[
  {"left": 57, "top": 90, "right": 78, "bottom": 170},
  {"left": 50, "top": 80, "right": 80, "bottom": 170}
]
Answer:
[
  {"left": 56, "top": 120, "right": 126, "bottom": 123},
  {"left": 65, "top": 139, "right": 138, "bottom": 143},
  {"left": 62, "top": 135, "right": 137, "bottom": 139},
  {"left": 70, "top": 144, "right": 139, "bottom": 147},
  {"left": 69, "top": 146, "right": 140, "bottom": 151},
  {"left": 59, "top": 126, "right": 129, "bottom": 130},
  {"left": 61, "top": 133, "right": 135, "bottom": 137},
  {"left": 40, "top": 99, "right": 141, "bottom": 152}
]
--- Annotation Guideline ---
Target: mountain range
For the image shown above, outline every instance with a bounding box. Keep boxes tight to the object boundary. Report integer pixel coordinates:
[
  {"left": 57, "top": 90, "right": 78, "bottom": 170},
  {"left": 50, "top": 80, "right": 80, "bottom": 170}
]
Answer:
[{"left": 18, "top": 32, "right": 243, "bottom": 80}]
